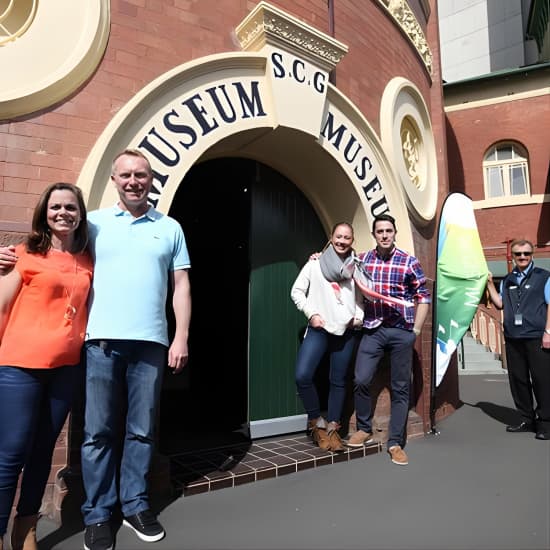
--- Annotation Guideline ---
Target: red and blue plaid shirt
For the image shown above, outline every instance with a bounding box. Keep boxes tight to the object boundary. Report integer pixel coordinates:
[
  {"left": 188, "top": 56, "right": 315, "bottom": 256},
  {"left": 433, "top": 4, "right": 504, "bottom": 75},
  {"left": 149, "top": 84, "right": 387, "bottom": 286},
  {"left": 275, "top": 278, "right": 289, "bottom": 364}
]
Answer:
[{"left": 359, "top": 246, "right": 431, "bottom": 330}]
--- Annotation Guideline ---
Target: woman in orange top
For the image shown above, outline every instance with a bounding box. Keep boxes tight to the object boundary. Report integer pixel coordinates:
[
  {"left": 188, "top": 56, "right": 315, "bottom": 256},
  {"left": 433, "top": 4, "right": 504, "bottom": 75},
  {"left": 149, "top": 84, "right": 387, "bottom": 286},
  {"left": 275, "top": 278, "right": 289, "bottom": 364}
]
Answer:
[{"left": 0, "top": 183, "right": 93, "bottom": 550}]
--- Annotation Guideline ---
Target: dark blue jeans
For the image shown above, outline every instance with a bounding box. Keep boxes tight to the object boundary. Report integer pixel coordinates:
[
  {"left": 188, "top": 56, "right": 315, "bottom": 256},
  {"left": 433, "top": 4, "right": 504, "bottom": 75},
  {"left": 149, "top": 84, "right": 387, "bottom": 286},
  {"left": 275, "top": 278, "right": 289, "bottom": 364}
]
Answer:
[
  {"left": 81, "top": 340, "right": 165, "bottom": 525},
  {"left": 354, "top": 326, "right": 416, "bottom": 449},
  {"left": 0, "top": 364, "right": 82, "bottom": 536},
  {"left": 295, "top": 327, "right": 358, "bottom": 423}
]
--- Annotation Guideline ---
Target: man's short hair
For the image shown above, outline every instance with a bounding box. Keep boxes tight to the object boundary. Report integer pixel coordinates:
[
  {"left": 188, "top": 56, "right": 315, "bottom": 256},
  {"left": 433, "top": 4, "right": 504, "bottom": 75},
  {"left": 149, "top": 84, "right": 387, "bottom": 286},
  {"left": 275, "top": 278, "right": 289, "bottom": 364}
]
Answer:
[
  {"left": 372, "top": 213, "right": 396, "bottom": 233},
  {"left": 510, "top": 238, "right": 534, "bottom": 252},
  {"left": 111, "top": 149, "right": 152, "bottom": 175}
]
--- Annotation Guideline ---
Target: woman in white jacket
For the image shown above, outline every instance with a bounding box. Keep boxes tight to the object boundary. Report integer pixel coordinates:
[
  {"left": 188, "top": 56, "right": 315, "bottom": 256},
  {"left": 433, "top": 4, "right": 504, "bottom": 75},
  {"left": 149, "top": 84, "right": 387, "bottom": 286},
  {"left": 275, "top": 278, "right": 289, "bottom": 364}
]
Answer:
[{"left": 291, "top": 222, "right": 364, "bottom": 452}]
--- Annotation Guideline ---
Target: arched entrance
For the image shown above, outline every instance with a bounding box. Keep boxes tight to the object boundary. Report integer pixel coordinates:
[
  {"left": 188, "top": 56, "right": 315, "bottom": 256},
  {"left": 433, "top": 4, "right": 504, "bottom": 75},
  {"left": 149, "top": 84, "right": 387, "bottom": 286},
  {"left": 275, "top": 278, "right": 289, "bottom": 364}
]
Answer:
[
  {"left": 159, "top": 157, "right": 326, "bottom": 452},
  {"left": 76, "top": 32, "right": 437, "bottom": 449}
]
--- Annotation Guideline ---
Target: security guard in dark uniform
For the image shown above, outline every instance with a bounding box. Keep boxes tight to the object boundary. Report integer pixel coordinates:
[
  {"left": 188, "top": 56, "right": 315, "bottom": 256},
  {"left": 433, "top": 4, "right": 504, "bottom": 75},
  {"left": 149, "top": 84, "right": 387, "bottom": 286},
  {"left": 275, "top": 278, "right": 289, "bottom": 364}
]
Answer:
[{"left": 486, "top": 239, "right": 550, "bottom": 440}]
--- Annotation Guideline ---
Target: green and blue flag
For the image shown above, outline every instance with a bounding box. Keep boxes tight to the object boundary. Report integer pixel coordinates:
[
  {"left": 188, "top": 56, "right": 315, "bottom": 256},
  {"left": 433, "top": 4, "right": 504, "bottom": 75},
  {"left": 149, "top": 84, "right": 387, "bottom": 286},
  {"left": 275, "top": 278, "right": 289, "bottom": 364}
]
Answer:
[{"left": 435, "top": 193, "right": 488, "bottom": 386}]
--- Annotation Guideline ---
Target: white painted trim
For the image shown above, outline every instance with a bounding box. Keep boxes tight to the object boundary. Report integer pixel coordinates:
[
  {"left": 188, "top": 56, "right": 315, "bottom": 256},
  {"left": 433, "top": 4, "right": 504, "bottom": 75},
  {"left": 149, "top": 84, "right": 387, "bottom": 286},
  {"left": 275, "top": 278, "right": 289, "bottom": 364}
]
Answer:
[
  {"left": 250, "top": 414, "right": 308, "bottom": 439},
  {"left": 473, "top": 194, "right": 550, "bottom": 209},
  {"left": 445, "top": 88, "right": 550, "bottom": 113}
]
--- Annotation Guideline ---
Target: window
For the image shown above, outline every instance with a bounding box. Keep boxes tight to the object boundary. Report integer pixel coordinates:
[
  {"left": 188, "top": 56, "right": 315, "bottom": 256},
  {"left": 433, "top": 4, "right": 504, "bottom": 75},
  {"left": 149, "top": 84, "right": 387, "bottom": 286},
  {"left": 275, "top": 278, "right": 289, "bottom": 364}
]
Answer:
[{"left": 483, "top": 144, "right": 529, "bottom": 199}]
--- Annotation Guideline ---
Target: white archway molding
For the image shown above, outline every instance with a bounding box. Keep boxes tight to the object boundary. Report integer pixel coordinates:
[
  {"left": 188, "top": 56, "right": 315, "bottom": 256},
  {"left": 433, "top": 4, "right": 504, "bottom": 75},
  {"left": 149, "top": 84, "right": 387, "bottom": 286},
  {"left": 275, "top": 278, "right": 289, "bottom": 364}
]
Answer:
[{"left": 77, "top": 51, "right": 414, "bottom": 253}]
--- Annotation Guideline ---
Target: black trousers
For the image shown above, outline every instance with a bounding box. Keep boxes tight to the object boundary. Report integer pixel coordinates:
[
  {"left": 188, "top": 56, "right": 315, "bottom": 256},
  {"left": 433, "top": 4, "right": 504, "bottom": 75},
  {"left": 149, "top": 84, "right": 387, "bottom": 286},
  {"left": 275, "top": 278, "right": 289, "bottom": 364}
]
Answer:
[{"left": 505, "top": 337, "right": 550, "bottom": 432}]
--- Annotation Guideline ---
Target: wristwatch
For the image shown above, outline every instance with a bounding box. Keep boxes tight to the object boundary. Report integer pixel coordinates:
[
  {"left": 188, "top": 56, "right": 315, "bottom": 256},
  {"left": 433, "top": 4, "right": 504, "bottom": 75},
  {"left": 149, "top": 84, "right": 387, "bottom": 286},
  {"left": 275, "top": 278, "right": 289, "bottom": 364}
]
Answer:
[{"left": 544, "top": 329, "right": 550, "bottom": 335}]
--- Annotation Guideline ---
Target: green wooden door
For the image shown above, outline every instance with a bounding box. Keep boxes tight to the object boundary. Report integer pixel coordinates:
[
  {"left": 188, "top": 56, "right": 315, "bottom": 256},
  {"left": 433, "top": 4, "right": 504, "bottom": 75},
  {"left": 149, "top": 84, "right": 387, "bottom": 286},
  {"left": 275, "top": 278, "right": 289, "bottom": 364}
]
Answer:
[
  {"left": 249, "top": 164, "right": 326, "bottom": 437},
  {"left": 165, "top": 157, "right": 326, "bottom": 443}
]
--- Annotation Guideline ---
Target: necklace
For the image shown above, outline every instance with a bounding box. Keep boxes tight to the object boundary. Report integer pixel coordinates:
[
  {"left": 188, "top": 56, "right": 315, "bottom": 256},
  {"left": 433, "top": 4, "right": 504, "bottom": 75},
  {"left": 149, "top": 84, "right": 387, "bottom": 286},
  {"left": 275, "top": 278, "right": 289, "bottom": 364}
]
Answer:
[{"left": 63, "top": 255, "right": 78, "bottom": 322}]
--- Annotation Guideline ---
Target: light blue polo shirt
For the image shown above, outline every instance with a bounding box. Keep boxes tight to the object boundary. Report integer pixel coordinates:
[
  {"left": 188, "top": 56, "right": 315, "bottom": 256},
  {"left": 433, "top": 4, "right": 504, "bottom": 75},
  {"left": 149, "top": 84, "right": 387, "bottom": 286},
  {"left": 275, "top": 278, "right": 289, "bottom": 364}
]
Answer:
[{"left": 85, "top": 205, "right": 191, "bottom": 346}]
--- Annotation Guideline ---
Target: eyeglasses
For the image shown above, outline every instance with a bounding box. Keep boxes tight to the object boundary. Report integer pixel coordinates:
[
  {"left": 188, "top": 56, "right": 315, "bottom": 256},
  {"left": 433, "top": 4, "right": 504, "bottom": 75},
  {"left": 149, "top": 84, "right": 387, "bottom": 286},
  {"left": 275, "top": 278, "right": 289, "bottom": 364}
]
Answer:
[{"left": 513, "top": 251, "right": 533, "bottom": 257}]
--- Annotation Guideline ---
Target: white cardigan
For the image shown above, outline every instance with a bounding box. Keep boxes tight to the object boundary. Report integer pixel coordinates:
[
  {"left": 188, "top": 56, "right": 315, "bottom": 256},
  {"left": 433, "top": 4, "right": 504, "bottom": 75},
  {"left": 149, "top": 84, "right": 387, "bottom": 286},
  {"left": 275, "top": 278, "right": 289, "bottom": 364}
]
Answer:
[{"left": 290, "top": 259, "right": 364, "bottom": 336}]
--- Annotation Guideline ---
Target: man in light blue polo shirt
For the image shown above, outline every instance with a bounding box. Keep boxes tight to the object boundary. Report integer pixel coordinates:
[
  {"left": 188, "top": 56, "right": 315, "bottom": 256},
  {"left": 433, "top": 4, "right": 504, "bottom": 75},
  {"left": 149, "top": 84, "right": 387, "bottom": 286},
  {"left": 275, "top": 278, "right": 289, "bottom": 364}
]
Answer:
[{"left": 81, "top": 149, "right": 191, "bottom": 550}]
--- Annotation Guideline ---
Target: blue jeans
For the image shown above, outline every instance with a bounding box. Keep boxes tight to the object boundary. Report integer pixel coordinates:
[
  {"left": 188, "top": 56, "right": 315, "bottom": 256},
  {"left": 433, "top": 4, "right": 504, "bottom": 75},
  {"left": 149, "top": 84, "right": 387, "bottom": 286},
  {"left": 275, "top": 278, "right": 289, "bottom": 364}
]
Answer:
[
  {"left": 0, "top": 364, "right": 82, "bottom": 536},
  {"left": 354, "top": 326, "right": 416, "bottom": 449},
  {"left": 81, "top": 340, "right": 165, "bottom": 525},
  {"left": 295, "top": 327, "right": 358, "bottom": 423}
]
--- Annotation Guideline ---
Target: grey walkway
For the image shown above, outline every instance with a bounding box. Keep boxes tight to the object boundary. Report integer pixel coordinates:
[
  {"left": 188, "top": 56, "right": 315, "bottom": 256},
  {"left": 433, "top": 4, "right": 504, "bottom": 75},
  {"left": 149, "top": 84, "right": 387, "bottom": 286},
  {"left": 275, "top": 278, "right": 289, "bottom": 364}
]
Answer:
[{"left": 37, "top": 373, "right": 550, "bottom": 550}]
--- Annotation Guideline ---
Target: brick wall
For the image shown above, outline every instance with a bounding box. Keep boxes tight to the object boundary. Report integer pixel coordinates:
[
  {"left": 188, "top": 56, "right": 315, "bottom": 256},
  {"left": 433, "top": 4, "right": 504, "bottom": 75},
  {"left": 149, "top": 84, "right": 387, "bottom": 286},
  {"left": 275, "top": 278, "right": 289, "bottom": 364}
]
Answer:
[
  {"left": 446, "top": 93, "right": 550, "bottom": 258},
  {"left": 1, "top": 0, "right": 449, "bottom": 519}
]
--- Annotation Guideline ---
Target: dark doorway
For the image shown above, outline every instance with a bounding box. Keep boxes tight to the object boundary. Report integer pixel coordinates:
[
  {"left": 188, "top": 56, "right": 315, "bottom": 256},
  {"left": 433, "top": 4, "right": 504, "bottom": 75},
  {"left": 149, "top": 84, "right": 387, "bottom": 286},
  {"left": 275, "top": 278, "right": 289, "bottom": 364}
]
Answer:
[
  {"left": 160, "top": 158, "right": 253, "bottom": 453},
  {"left": 159, "top": 157, "right": 327, "bottom": 453}
]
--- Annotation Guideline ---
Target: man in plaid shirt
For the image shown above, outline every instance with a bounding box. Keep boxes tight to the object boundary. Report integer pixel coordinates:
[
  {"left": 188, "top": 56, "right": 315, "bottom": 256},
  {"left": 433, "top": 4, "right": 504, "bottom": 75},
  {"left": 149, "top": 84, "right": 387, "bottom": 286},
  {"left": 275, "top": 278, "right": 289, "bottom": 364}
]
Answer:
[{"left": 346, "top": 214, "right": 430, "bottom": 465}]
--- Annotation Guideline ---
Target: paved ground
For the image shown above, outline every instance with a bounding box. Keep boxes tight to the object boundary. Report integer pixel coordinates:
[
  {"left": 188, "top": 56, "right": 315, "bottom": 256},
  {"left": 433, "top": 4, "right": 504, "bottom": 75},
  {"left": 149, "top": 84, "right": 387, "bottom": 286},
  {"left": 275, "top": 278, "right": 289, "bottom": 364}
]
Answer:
[{"left": 35, "top": 373, "right": 550, "bottom": 550}]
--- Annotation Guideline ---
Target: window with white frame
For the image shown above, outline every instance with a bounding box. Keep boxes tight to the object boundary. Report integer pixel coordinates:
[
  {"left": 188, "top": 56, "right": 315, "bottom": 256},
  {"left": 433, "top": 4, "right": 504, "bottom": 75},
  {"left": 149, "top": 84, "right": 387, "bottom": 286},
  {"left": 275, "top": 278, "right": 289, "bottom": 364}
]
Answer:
[{"left": 483, "top": 143, "right": 529, "bottom": 199}]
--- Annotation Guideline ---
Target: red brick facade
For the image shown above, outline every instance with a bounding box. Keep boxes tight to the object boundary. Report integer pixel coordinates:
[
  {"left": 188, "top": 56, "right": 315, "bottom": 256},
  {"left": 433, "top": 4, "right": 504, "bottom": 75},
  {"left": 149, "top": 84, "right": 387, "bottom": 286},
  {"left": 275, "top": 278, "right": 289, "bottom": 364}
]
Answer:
[
  {"left": 0, "top": 0, "right": 454, "bottom": 521},
  {"left": 445, "top": 69, "right": 550, "bottom": 262}
]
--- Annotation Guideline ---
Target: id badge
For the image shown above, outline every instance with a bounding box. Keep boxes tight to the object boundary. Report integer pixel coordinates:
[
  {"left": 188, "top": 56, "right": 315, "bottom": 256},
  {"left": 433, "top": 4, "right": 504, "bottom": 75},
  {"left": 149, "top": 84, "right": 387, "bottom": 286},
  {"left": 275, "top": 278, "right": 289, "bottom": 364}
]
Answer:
[{"left": 514, "top": 313, "right": 523, "bottom": 326}]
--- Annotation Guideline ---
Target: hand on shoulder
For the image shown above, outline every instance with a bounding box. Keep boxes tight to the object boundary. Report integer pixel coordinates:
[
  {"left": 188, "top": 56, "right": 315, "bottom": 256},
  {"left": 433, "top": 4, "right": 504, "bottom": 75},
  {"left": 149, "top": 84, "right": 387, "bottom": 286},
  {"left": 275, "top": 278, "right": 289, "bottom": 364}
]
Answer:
[{"left": 0, "top": 245, "right": 18, "bottom": 275}]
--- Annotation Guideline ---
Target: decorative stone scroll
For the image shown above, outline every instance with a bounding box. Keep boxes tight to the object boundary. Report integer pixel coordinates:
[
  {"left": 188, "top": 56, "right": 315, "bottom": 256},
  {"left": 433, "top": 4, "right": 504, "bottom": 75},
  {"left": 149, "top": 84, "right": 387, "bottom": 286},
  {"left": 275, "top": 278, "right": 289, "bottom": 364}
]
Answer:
[
  {"left": 235, "top": 1, "right": 348, "bottom": 73},
  {"left": 380, "top": 0, "right": 433, "bottom": 75}
]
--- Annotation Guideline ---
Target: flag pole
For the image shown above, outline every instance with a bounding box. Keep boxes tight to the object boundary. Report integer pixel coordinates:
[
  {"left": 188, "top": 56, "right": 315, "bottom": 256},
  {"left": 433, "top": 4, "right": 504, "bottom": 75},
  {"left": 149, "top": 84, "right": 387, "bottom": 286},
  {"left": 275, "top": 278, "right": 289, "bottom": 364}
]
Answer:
[
  {"left": 429, "top": 252, "right": 440, "bottom": 435},
  {"left": 429, "top": 191, "right": 488, "bottom": 435},
  {"left": 429, "top": 191, "right": 452, "bottom": 435}
]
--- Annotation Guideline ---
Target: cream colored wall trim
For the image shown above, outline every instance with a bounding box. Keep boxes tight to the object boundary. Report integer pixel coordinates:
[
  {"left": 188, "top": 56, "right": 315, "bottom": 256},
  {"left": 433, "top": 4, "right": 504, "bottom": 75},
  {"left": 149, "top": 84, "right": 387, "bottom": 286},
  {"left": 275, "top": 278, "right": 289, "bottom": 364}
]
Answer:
[
  {"left": 235, "top": 1, "right": 348, "bottom": 72},
  {"left": 473, "top": 194, "right": 550, "bottom": 210},
  {"left": 78, "top": 53, "right": 274, "bottom": 211},
  {"left": 77, "top": 49, "right": 415, "bottom": 253},
  {"left": 0, "top": 0, "right": 110, "bottom": 119},
  {"left": 380, "top": 77, "right": 438, "bottom": 225},
  {"left": 378, "top": 0, "right": 432, "bottom": 75},
  {"left": 321, "top": 85, "right": 412, "bottom": 252},
  {"left": 0, "top": 0, "right": 38, "bottom": 45},
  {"left": 445, "top": 87, "right": 550, "bottom": 113}
]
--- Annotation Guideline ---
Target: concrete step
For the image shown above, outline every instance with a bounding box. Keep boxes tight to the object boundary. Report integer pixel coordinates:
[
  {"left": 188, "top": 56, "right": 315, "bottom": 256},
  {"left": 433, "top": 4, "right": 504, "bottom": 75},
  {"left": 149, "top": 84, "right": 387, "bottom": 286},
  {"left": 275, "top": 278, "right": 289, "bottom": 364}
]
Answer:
[{"left": 458, "top": 334, "right": 506, "bottom": 375}]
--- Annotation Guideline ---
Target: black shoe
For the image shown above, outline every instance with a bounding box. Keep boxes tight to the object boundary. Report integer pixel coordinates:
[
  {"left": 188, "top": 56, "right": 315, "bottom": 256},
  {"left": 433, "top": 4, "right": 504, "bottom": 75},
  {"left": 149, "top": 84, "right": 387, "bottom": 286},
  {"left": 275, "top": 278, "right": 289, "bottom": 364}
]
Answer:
[
  {"left": 506, "top": 421, "right": 535, "bottom": 433},
  {"left": 123, "top": 509, "right": 165, "bottom": 542},
  {"left": 535, "top": 431, "right": 550, "bottom": 440},
  {"left": 83, "top": 522, "right": 113, "bottom": 550}
]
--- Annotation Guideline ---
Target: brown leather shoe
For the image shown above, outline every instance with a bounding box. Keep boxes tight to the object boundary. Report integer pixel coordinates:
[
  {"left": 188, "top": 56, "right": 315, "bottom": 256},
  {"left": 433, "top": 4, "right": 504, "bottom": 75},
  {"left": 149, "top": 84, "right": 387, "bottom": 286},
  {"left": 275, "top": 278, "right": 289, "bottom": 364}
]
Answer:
[
  {"left": 388, "top": 445, "right": 408, "bottom": 465},
  {"left": 346, "top": 429, "right": 374, "bottom": 447},
  {"left": 327, "top": 422, "right": 345, "bottom": 452},
  {"left": 11, "top": 514, "right": 39, "bottom": 550},
  {"left": 308, "top": 417, "right": 331, "bottom": 450}
]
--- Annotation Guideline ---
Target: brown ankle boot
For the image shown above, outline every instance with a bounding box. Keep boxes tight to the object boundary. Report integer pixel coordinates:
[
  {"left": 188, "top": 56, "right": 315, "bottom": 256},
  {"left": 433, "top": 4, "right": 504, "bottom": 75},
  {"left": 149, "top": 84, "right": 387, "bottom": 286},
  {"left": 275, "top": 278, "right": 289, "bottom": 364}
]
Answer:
[
  {"left": 308, "top": 417, "right": 331, "bottom": 450},
  {"left": 327, "top": 421, "right": 345, "bottom": 452},
  {"left": 11, "top": 514, "right": 38, "bottom": 550}
]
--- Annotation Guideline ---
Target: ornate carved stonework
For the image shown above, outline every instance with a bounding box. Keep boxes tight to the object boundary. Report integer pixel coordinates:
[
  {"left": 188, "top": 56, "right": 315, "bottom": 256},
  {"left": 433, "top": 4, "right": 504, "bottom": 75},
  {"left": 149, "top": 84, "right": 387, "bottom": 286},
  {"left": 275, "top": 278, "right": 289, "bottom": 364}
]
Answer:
[
  {"left": 401, "top": 121, "right": 422, "bottom": 189},
  {"left": 380, "top": 0, "right": 433, "bottom": 75},
  {"left": 235, "top": 1, "right": 348, "bottom": 72}
]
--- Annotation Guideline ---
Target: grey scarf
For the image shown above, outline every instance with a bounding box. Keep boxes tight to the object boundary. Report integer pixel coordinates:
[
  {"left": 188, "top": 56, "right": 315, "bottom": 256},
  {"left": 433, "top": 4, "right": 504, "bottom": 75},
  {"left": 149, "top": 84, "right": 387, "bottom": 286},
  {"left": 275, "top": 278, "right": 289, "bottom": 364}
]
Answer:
[{"left": 319, "top": 244, "right": 353, "bottom": 282}]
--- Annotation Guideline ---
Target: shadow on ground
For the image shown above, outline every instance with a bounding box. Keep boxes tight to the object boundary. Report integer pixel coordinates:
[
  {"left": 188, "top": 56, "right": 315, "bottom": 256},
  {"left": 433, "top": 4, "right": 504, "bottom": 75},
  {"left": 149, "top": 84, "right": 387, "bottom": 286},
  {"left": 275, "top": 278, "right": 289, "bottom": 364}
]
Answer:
[
  {"left": 36, "top": 469, "right": 183, "bottom": 550},
  {"left": 460, "top": 399, "right": 520, "bottom": 426}
]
